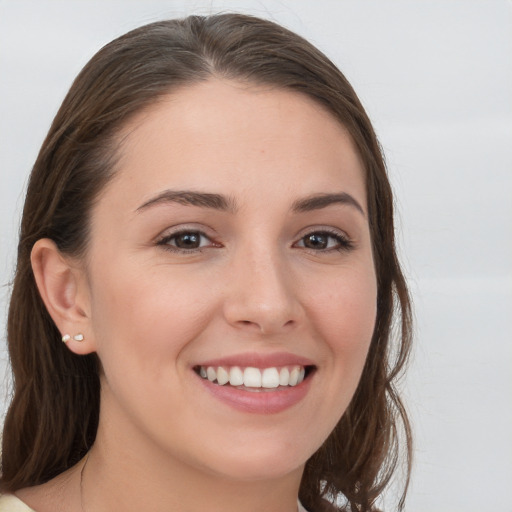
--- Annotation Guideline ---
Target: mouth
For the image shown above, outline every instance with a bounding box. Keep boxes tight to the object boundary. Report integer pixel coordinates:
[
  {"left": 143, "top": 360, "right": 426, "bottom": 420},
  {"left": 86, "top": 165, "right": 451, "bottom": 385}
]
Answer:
[{"left": 193, "top": 364, "right": 316, "bottom": 391}]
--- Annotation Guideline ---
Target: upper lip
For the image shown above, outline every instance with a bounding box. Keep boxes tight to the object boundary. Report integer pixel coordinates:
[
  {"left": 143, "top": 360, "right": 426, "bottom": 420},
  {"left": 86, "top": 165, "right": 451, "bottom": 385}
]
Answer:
[{"left": 194, "top": 351, "right": 315, "bottom": 369}]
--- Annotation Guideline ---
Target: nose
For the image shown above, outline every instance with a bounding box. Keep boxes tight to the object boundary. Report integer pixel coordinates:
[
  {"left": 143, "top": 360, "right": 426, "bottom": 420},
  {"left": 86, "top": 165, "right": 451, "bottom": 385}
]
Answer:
[{"left": 222, "top": 246, "right": 302, "bottom": 335}]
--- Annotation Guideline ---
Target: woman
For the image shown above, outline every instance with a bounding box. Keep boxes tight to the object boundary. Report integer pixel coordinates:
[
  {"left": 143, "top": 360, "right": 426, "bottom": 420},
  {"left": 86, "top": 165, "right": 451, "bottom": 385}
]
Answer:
[{"left": 0, "top": 13, "right": 412, "bottom": 512}]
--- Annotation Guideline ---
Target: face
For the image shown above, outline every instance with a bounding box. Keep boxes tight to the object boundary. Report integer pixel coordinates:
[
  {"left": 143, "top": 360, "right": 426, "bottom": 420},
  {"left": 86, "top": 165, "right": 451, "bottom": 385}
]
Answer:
[{"left": 81, "top": 79, "right": 377, "bottom": 481}]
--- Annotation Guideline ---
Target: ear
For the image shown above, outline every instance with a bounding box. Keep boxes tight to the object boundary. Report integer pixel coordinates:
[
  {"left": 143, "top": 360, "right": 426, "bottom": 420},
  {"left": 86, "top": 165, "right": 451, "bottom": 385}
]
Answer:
[{"left": 31, "top": 238, "right": 96, "bottom": 355}]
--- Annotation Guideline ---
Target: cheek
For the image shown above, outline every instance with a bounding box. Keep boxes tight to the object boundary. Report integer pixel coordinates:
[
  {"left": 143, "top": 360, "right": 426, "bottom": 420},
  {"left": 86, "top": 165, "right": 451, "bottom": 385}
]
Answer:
[
  {"left": 289, "top": 265, "right": 377, "bottom": 448},
  {"left": 304, "top": 266, "right": 377, "bottom": 371},
  {"left": 88, "top": 263, "right": 216, "bottom": 377}
]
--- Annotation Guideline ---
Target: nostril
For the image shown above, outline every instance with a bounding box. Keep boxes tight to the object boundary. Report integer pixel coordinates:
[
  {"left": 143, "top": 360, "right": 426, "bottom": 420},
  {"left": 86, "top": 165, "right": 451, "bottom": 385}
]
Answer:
[{"left": 237, "top": 320, "right": 260, "bottom": 329}]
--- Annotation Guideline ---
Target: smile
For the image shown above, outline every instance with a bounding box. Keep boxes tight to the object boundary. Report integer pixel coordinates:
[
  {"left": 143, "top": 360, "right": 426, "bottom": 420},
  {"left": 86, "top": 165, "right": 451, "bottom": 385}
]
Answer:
[{"left": 195, "top": 365, "right": 309, "bottom": 389}]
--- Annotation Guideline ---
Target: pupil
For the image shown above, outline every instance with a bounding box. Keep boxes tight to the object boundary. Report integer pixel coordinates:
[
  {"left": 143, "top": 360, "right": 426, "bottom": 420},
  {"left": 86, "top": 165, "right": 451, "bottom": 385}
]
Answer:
[
  {"left": 305, "top": 233, "right": 327, "bottom": 249},
  {"left": 176, "top": 232, "right": 200, "bottom": 248}
]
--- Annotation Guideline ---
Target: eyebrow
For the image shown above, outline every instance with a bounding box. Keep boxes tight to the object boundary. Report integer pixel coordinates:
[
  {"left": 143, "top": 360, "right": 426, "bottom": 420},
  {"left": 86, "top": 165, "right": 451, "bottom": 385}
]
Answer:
[
  {"left": 136, "top": 190, "right": 365, "bottom": 217},
  {"left": 136, "top": 190, "right": 237, "bottom": 213},
  {"left": 292, "top": 193, "right": 366, "bottom": 217}
]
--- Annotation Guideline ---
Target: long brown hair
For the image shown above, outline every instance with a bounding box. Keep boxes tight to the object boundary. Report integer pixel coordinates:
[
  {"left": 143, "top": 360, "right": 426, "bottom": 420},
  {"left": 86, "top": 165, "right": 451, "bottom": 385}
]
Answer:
[{"left": 1, "top": 14, "right": 412, "bottom": 511}]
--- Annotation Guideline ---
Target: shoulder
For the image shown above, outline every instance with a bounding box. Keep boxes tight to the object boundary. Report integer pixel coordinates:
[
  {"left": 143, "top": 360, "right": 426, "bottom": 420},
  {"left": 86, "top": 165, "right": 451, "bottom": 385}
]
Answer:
[{"left": 0, "top": 494, "right": 36, "bottom": 512}]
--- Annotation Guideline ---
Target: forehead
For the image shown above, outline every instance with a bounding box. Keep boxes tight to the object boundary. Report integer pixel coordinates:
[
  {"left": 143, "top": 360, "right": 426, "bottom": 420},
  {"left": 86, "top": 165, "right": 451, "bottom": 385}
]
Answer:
[{"left": 104, "top": 79, "right": 366, "bottom": 209}]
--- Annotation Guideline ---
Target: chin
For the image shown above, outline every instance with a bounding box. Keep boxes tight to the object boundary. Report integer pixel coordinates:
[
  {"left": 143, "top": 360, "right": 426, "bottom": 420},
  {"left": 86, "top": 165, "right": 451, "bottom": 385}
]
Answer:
[
  {"left": 212, "top": 456, "right": 305, "bottom": 483},
  {"left": 195, "top": 435, "right": 314, "bottom": 483}
]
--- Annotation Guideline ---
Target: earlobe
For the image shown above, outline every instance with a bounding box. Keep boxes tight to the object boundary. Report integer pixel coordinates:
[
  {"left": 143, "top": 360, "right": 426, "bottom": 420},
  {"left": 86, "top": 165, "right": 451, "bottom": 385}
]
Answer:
[{"left": 31, "top": 238, "right": 96, "bottom": 355}]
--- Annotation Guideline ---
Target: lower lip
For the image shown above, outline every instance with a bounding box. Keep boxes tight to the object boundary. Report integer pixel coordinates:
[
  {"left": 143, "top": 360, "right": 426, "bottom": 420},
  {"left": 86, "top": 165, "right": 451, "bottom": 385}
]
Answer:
[{"left": 197, "top": 374, "right": 312, "bottom": 414}]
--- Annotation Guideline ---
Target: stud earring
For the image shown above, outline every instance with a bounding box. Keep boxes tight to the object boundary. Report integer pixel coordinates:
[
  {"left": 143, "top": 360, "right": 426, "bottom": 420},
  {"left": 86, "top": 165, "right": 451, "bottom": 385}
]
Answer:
[{"left": 61, "top": 333, "right": 85, "bottom": 343}]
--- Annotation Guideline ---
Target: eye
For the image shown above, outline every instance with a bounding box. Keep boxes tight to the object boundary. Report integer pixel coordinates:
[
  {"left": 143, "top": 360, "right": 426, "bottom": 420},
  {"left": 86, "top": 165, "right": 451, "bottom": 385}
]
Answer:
[
  {"left": 295, "top": 230, "right": 353, "bottom": 252},
  {"left": 157, "top": 230, "right": 215, "bottom": 252}
]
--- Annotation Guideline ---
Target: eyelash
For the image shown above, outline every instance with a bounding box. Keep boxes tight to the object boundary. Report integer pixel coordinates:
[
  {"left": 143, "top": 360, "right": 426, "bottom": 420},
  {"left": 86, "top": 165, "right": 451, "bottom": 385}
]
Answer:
[{"left": 157, "top": 228, "right": 354, "bottom": 254}]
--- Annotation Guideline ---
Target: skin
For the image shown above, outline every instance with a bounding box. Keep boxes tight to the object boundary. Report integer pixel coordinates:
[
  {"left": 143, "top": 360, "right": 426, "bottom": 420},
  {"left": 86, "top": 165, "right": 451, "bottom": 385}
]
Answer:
[{"left": 24, "top": 79, "right": 377, "bottom": 512}]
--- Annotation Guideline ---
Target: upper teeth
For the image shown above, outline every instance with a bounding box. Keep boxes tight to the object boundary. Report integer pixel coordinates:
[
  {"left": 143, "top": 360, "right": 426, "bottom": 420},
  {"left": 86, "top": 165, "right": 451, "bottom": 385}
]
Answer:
[{"left": 198, "top": 365, "right": 306, "bottom": 388}]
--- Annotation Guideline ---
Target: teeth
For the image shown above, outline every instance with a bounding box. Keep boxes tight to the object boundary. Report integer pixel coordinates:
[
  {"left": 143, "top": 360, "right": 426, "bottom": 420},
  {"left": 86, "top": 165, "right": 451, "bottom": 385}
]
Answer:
[
  {"left": 217, "top": 366, "right": 229, "bottom": 385},
  {"left": 261, "top": 368, "right": 280, "bottom": 388},
  {"left": 197, "top": 364, "right": 308, "bottom": 388},
  {"left": 243, "top": 367, "right": 262, "bottom": 388},
  {"left": 229, "top": 366, "right": 244, "bottom": 386},
  {"left": 207, "top": 367, "right": 217, "bottom": 382},
  {"left": 289, "top": 366, "right": 300, "bottom": 386}
]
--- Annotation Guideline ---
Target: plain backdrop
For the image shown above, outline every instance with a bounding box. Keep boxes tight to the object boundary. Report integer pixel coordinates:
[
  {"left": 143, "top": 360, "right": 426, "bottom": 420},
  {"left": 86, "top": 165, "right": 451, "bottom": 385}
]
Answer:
[{"left": 1, "top": 1, "right": 511, "bottom": 510}]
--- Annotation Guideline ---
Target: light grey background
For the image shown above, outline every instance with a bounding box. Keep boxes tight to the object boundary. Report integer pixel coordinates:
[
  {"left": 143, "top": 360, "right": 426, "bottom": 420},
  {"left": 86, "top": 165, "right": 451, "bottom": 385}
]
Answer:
[{"left": 1, "top": 1, "right": 511, "bottom": 510}]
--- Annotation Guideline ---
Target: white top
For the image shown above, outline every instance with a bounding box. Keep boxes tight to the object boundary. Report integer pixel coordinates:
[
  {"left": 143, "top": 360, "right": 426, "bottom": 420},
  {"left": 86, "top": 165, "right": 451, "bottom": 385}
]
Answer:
[
  {"left": 0, "top": 494, "right": 35, "bottom": 511},
  {"left": 298, "top": 501, "right": 309, "bottom": 512},
  {"left": 0, "top": 494, "right": 310, "bottom": 511}
]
